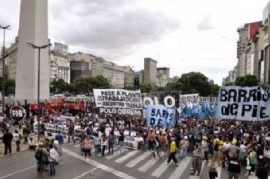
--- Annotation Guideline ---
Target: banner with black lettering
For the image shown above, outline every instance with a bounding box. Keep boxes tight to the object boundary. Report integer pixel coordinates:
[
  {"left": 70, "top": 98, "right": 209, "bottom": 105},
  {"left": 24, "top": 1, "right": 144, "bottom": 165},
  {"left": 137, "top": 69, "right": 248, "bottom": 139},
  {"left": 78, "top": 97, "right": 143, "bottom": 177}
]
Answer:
[
  {"left": 147, "top": 105, "right": 168, "bottom": 128},
  {"left": 93, "top": 89, "right": 142, "bottom": 116},
  {"left": 217, "top": 86, "right": 270, "bottom": 121}
]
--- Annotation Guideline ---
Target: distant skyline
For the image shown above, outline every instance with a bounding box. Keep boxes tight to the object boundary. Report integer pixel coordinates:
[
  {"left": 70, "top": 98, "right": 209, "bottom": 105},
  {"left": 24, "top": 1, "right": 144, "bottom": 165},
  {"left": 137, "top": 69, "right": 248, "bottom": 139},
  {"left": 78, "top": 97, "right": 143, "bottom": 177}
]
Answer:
[{"left": 1, "top": 0, "right": 270, "bottom": 85}]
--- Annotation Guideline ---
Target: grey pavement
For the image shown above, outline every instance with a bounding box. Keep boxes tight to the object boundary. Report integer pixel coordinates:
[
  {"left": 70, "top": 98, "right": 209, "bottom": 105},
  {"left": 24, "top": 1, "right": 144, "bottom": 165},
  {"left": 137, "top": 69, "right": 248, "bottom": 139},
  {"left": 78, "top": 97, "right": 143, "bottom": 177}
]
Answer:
[{"left": 0, "top": 141, "right": 263, "bottom": 179}]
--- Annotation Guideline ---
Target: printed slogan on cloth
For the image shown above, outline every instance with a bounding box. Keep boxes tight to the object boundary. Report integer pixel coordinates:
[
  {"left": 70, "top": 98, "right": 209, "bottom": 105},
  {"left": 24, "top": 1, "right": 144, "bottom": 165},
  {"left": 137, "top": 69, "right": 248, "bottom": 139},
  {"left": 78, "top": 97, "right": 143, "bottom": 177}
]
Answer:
[
  {"left": 93, "top": 89, "right": 142, "bottom": 116},
  {"left": 217, "top": 86, "right": 270, "bottom": 121}
]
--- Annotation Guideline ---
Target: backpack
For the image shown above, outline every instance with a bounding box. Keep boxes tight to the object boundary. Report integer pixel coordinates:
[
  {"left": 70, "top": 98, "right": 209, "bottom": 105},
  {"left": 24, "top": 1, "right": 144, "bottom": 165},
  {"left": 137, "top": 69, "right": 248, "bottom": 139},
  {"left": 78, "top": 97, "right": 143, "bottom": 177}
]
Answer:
[
  {"left": 214, "top": 143, "right": 219, "bottom": 151},
  {"left": 35, "top": 149, "right": 44, "bottom": 161},
  {"left": 86, "top": 127, "right": 91, "bottom": 135}
]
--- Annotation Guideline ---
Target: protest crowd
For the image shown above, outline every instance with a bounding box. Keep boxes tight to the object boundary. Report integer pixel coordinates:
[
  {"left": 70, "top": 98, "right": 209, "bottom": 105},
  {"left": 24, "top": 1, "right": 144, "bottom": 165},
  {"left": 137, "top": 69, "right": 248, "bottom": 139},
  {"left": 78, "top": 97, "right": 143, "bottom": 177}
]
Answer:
[{"left": 1, "top": 87, "right": 270, "bottom": 179}]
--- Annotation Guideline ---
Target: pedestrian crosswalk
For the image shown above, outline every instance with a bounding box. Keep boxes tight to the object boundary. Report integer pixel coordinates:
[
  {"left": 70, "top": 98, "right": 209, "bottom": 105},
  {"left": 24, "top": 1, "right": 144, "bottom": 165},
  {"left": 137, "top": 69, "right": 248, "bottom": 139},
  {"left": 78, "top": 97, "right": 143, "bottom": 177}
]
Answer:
[{"left": 70, "top": 143, "right": 267, "bottom": 179}]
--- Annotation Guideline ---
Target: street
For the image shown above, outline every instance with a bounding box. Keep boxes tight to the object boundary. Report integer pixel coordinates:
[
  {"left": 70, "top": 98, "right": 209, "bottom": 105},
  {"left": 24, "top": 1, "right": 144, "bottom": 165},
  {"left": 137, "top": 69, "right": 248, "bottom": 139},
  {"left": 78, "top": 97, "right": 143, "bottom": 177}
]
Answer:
[{"left": 0, "top": 142, "right": 257, "bottom": 179}]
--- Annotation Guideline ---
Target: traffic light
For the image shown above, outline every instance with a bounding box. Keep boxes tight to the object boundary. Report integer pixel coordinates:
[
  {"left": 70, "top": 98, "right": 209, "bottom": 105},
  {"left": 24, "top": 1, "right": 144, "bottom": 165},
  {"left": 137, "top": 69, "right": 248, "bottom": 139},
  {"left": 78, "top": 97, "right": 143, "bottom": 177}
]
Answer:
[{"left": 134, "top": 77, "right": 140, "bottom": 88}]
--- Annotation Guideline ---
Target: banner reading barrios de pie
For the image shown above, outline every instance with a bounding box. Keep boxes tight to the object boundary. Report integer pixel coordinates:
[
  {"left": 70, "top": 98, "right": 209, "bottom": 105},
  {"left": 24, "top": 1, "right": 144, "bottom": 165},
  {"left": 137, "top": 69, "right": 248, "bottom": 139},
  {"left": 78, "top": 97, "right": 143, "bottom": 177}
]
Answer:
[
  {"left": 216, "top": 86, "right": 270, "bottom": 121},
  {"left": 93, "top": 89, "right": 142, "bottom": 116}
]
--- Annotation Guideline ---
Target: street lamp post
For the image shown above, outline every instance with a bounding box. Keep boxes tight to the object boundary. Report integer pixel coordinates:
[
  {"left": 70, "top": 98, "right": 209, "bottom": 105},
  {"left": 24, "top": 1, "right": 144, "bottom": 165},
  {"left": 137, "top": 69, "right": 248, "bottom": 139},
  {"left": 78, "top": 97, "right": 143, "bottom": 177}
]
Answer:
[
  {"left": 27, "top": 42, "right": 51, "bottom": 141},
  {"left": 0, "top": 25, "right": 10, "bottom": 114}
]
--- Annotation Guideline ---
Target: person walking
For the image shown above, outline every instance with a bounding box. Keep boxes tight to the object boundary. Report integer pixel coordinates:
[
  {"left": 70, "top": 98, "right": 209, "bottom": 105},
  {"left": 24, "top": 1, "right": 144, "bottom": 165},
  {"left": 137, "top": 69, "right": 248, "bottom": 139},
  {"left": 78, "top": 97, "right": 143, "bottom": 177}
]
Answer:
[
  {"left": 35, "top": 143, "right": 45, "bottom": 176},
  {"left": 227, "top": 155, "right": 241, "bottom": 179},
  {"left": 208, "top": 156, "right": 219, "bottom": 179},
  {"left": 2, "top": 129, "right": 13, "bottom": 155},
  {"left": 54, "top": 131, "right": 64, "bottom": 156},
  {"left": 101, "top": 134, "right": 108, "bottom": 156},
  {"left": 48, "top": 144, "right": 58, "bottom": 176},
  {"left": 152, "top": 136, "right": 161, "bottom": 158},
  {"left": 167, "top": 137, "right": 178, "bottom": 165},
  {"left": 201, "top": 136, "right": 209, "bottom": 160},
  {"left": 118, "top": 132, "right": 125, "bottom": 154},
  {"left": 93, "top": 133, "right": 101, "bottom": 156},
  {"left": 14, "top": 129, "right": 21, "bottom": 152},
  {"left": 180, "top": 136, "right": 189, "bottom": 158},
  {"left": 82, "top": 135, "right": 92, "bottom": 160},
  {"left": 108, "top": 132, "right": 114, "bottom": 155},
  {"left": 191, "top": 147, "right": 204, "bottom": 176}
]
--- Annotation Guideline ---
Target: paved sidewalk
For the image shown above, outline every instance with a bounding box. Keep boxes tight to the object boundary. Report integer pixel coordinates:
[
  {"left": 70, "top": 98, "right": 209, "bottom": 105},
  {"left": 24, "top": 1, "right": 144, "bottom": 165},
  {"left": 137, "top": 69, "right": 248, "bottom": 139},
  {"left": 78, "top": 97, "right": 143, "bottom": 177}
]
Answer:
[{"left": 0, "top": 133, "right": 38, "bottom": 157}]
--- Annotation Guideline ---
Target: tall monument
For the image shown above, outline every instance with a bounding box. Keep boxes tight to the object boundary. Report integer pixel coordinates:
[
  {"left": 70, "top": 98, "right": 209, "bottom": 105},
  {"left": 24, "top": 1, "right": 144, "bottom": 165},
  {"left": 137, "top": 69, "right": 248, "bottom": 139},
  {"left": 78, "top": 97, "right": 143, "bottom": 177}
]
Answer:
[{"left": 16, "top": 0, "right": 50, "bottom": 102}]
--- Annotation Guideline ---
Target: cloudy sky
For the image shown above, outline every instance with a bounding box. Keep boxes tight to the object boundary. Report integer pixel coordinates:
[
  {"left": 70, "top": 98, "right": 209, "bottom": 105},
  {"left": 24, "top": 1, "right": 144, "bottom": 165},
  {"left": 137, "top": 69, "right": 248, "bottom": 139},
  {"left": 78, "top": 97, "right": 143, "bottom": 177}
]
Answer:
[{"left": 1, "top": 0, "right": 270, "bottom": 85}]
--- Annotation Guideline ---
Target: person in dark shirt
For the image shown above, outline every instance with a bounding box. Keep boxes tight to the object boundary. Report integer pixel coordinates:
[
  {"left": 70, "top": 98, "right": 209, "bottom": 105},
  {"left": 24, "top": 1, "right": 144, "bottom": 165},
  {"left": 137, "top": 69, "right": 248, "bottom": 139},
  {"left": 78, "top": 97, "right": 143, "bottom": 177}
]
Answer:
[
  {"left": 256, "top": 159, "right": 268, "bottom": 179},
  {"left": 118, "top": 132, "right": 125, "bottom": 153},
  {"left": 2, "top": 129, "right": 13, "bottom": 155},
  {"left": 227, "top": 156, "right": 241, "bottom": 179}
]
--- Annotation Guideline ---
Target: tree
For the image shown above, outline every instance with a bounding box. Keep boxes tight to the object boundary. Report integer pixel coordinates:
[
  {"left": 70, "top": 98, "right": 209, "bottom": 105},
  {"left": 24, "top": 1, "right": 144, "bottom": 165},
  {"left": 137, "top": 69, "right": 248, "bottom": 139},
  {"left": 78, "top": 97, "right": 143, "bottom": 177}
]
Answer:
[
  {"left": 73, "top": 75, "right": 110, "bottom": 94},
  {"left": 50, "top": 79, "right": 70, "bottom": 94},
  {"left": 0, "top": 77, "right": 15, "bottom": 95},
  {"left": 178, "top": 72, "right": 212, "bottom": 96},
  {"left": 4, "top": 79, "right": 15, "bottom": 95},
  {"left": 235, "top": 75, "right": 258, "bottom": 87},
  {"left": 139, "top": 82, "right": 152, "bottom": 93}
]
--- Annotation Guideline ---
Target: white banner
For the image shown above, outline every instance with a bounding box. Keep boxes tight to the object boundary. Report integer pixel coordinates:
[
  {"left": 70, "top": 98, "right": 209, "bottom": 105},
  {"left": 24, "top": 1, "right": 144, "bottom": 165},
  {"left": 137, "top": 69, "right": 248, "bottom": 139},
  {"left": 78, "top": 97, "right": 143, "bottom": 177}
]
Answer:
[
  {"left": 93, "top": 89, "right": 142, "bottom": 109},
  {"left": 217, "top": 86, "right": 270, "bottom": 121}
]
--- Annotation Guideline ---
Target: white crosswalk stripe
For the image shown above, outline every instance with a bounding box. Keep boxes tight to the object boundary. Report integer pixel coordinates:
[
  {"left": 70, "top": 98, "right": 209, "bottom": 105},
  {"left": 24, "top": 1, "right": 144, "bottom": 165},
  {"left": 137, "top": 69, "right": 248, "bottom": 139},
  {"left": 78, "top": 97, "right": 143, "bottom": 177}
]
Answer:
[
  {"left": 151, "top": 161, "right": 170, "bottom": 177},
  {"left": 189, "top": 160, "right": 206, "bottom": 179},
  {"left": 168, "top": 156, "right": 192, "bottom": 179},
  {"left": 105, "top": 146, "right": 123, "bottom": 160},
  {"left": 126, "top": 151, "right": 152, "bottom": 168},
  {"left": 138, "top": 157, "right": 160, "bottom": 172},
  {"left": 115, "top": 150, "right": 140, "bottom": 163}
]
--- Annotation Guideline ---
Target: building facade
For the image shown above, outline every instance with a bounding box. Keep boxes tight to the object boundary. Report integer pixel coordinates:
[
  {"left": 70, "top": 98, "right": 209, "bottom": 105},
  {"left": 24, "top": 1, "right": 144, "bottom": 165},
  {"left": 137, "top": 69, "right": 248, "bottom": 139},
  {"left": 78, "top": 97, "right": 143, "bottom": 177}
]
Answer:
[
  {"left": 143, "top": 57, "right": 157, "bottom": 85},
  {"left": 156, "top": 67, "right": 170, "bottom": 87}
]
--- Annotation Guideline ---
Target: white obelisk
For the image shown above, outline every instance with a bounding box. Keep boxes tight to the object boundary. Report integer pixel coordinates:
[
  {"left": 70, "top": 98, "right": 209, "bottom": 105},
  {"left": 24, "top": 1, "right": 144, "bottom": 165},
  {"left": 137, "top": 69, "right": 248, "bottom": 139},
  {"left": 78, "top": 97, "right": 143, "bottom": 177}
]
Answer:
[{"left": 16, "top": 0, "right": 50, "bottom": 102}]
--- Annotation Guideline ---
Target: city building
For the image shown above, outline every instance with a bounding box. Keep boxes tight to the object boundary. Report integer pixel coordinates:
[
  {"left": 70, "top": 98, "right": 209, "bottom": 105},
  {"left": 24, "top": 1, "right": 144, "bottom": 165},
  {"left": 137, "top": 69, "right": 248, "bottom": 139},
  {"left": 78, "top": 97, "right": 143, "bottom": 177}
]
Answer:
[
  {"left": 50, "top": 42, "right": 70, "bottom": 83},
  {"left": 156, "top": 67, "right": 170, "bottom": 87},
  {"left": 143, "top": 57, "right": 157, "bottom": 85}
]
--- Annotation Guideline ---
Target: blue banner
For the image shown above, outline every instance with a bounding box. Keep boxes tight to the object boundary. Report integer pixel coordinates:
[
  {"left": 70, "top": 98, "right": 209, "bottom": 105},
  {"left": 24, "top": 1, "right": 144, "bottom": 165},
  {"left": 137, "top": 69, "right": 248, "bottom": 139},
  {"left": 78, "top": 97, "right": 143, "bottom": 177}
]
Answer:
[
  {"left": 146, "top": 105, "right": 168, "bottom": 128},
  {"left": 166, "top": 108, "right": 176, "bottom": 128}
]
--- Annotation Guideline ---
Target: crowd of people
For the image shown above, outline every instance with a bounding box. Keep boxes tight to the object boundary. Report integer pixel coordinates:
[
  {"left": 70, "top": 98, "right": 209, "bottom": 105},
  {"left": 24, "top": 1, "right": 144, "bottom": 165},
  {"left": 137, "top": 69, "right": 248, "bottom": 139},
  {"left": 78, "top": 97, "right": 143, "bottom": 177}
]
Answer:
[{"left": 2, "top": 110, "right": 270, "bottom": 179}]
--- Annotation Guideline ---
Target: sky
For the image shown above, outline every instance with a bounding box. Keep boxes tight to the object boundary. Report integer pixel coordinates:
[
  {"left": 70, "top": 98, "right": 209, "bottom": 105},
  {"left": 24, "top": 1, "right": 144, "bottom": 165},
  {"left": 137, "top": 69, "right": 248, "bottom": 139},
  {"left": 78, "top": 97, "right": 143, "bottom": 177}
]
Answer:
[{"left": 1, "top": 0, "right": 270, "bottom": 85}]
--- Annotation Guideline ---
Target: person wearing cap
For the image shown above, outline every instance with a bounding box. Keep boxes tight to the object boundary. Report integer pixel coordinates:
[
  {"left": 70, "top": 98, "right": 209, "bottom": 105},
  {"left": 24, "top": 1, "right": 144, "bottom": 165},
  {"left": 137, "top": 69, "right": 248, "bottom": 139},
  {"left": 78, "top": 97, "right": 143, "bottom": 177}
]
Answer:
[
  {"left": 180, "top": 136, "right": 189, "bottom": 158},
  {"left": 147, "top": 128, "right": 156, "bottom": 151},
  {"left": 35, "top": 142, "right": 45, "bottom": 176},
  {"left": 159, "top": 132, "right": 168, "bottom": 154},
  {"left": 167, "top": 137, "right": 178, "bottom": 165},
  {"left": 201, "top": 136, "right": 209, "bottom": 160}
]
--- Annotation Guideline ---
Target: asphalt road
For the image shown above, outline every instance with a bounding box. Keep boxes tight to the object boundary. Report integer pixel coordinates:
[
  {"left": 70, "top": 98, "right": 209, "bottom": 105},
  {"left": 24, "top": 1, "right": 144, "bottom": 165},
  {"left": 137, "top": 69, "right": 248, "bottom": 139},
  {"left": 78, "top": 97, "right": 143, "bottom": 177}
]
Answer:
[{"left": 0, "top": 143, "right": 261, "bottom": 179}]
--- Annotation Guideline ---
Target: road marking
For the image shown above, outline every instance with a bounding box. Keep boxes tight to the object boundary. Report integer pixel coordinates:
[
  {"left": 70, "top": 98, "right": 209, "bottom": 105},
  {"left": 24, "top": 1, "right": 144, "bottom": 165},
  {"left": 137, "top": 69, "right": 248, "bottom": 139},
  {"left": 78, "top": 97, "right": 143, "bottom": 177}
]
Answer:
[
  {"left": 138, "top": 158, "right": 159, "bottom": 172},
  {"left": 0, "top": 166, "right": 36, "bottom": 179},
  {"left": 126, "top": 151, "right": 152, "bottom": 168},
  {"left": 115, "top": 150, "right": 140, "bottom": 163},
  {"left": 73, "top": 167, "right": 98, "bottom": 179},
  {"left": 0, "top": 154, "right": 69, "bottom": 179},
  {"left": 63, "top": 148, "right": 137, "bottom": 179},
  {"left": 168, "top": 156, "right": 191, "bottom": 179},
  {"left": 104, "top": 146, "right": 120, "bottom": 159},
  {"left": 189, "top": 160, "right": 206, "bottom": 179},
  {"left": 151, "top": 160, "right": 171, "bottom": 177}
]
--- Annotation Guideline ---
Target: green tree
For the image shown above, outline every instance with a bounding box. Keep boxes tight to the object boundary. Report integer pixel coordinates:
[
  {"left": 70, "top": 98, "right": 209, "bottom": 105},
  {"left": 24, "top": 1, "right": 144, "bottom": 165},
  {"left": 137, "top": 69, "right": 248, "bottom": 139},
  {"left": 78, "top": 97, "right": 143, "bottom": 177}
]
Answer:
[
  {"left": 210, "top": 84, "right": 220, "bottom": 96},
  {"left": 73, "top": 75, "right": 110, "bottom": 94},
  {"left": 5, "top": 79, "right": 15, "bottom": 95},
  {"left": 50, "top": 79, "right": 71, "bottom": 94},
  {"left": 178, "top": 72, "right": 212, "bottom": 96},
  {"left": 139, "top": 82, "right": 152, "bottom": 93},
  {"left": 235, "top": 75, "right": 258, "bottom": 87}
]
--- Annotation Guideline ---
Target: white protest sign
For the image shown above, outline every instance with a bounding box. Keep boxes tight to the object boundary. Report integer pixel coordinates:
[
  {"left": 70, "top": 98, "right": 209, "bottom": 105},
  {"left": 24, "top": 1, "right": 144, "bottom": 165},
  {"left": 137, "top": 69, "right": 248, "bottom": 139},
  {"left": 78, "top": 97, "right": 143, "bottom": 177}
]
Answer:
[{"left": 217, "top": 86, "right": 270, "bottom": 121}]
